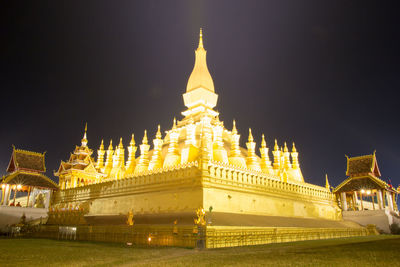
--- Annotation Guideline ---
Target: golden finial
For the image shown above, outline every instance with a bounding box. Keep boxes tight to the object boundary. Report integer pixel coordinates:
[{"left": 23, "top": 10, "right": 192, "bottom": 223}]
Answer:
[
  {"left": 142, "top": 130, "right": 148, "bottom": 145},
  {"left": 130, "top": 134, "right": 135, "bottom": 146},
  {"left": 261, "top": 134, "right": 266, "bottom": 148},
  {"left": 284, "top": 142, "right": 288, "bottom": 152},
  {"left": 325, "top": 174, "right": 330, "bottom": 190},
  {"left": 118, "top": 138, "right": 123, "bottom": 148},
  {"left": 232, "top": 120, "right": 237, "bottom": 134},
  {"left": 292, "top": 142, "right": 297, "bottom": 152},
  {"left": 99, "top": 139, "right": 104, "bottom": 150},
  {"left": 156, "top": 125, "right": 162, "bottom": 139},
  {"left": 274, "top": 139, "right": 278, "bottom": 151},
  {"left": 198, "top": 28, "right": 204, "bottom": 49},
  {"left": 172, "top": 117, "right": 177, "bottom": 129},
  {"left": 248, "top": 128, "right": 254, "bottom": 142},
  {"left": 108, "top": 140, "right": 113, "bottom": 150},
  {"left": 81, "top": 122, "right": 88, "bottom": 146}
]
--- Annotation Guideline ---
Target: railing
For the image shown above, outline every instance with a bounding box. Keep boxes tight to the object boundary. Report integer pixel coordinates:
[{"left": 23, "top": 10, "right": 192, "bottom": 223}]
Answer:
[
  {"left": 55, "top": 164, "right": 201, "bottom": 203},
  {"left": 206, "top": 161, "right": 334, "bottom": 201}
]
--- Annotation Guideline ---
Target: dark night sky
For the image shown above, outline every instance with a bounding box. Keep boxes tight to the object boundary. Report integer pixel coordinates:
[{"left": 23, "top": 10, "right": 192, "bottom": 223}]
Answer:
[{"left": 1, "top": 1, "right": 399, "bottom": 189}]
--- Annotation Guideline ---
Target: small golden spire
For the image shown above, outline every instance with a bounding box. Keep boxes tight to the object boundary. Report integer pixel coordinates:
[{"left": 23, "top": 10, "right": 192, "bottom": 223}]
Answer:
[
  {"left": 142, "top": 130, "right": 148, "bottom": 145},
  {"left": 198, "top": 28, "right": 203, "bottom": 49},
  {"left": 172, "top": 117, "right": 177, "bottom": 129},
  {"left": 292, "top": 142, "right": 297, "bottom": 152},
  {"left": 81, "top": 122, "right": 88, "bottom": 146},
  {"left": 96, "top": 139, "right": 106, "bottom": 169},
  {"left": 156, "top": 125, "right": 162, "bottom": 139},
  {"left": 232, "top": 120, "right": 237, "bottom": 134},
  {"left": 108, "top": 140, "right": 113, "bottom": 150},
  {"left": 284, "top": 142, "right": 288, "bottom": 152},
  {"left": 248, "top": 128, "right": 254, "bottom": 142},
  {"left": 130, "top": 134, "right": 135, "bottom": 146},
  {"left": 274, "top": 139, "right": 279, "bottom": 151},
  {"left": 325, "top": 174, "right": 330, "bottom": 190},
  {"left": 118, "top": 138, "right": 123, "bottom": 148},
  {"left": 261, "top": 134, "right": 266, "bottom": 148}
]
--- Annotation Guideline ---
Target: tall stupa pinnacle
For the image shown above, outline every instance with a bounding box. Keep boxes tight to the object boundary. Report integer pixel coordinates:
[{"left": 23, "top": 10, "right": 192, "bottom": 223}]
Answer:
[
  {"left": 182, "top": 28, "right": 219, "bottom": 120},
  {"left": 186, "top": 28, "right": 215, "bottom": 93}
]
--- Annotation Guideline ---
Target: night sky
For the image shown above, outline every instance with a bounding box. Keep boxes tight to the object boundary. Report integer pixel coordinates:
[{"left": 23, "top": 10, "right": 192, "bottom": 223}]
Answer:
[{"left": 1, "top": 1, "right": 399, "bottom": 190}]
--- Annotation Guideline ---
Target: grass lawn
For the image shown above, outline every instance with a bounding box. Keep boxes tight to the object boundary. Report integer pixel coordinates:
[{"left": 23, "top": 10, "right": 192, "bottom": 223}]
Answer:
[{"left": 0, "top": 235, "right": 399, "bottom": 266}]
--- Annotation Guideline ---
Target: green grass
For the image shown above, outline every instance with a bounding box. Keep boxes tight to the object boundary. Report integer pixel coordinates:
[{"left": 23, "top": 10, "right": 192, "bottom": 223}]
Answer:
[{"left": 0, "top": 236, "right": 399, "bottom": 266}]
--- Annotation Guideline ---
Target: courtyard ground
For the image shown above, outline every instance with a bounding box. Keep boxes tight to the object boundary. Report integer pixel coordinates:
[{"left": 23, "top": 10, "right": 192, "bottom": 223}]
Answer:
[{"left": 0, "top": 235, "right": 399, "bottom": 266}]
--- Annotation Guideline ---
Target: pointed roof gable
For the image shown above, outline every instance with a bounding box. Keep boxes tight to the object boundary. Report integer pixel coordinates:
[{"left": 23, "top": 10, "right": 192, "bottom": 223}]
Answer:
[
  {"left": 6, "top": 147, "right": 46, "bottom": 173},
  {"left": 346, "top": 153, "right": 381, "bottom": 177},
  {"left": 334, "top": 152, "right": 393, "bottom": 193}
]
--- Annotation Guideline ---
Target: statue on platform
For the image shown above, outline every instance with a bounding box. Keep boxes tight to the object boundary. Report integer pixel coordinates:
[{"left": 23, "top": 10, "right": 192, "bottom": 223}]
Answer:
[
  {"left": 34, "top": 193, "right": 45, "bottom": 208},
  {"left": 126, "top": 209, "right": 134, "bottom": 226}
]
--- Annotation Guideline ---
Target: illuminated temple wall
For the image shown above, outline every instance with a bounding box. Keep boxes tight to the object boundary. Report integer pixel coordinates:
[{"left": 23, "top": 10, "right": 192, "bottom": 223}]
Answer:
[{"left": 49, "top": 159, "right": 339, "bottom": 225}]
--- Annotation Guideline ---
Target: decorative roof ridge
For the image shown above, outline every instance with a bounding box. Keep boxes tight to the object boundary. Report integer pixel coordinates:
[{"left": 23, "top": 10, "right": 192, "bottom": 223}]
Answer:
[
  {"left": 13, "top": 146, "right": 46, "bottom": 157},
  {"left": 347, "top": 154, "right": 374, "bottom": 161},
  {"left": 333, "top": 173, "right": 387, "bottom": 193},
  {"left": 2, "top": 171, "right": 59, "bottom": 189}
]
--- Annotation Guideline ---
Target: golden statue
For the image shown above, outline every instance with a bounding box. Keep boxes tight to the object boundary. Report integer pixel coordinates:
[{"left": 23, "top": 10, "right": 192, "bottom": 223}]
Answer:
[
  {"left": 126, "top": 209, "right": 134, "bottom": 226},
  {"left": 34, "top": 193, "right": 45, "bottom": 208}
]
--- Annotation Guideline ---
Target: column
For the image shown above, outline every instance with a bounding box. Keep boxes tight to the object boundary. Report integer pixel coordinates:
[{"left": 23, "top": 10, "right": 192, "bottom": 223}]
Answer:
[
  {"left": 4, "top": 185, "right": 11, "bottom": 206},
  {"left": 26, "top": 186, "right": 31, "bottom": 208},
  {"left": 378, "top": 190, "right": 384, "bottom": 209},
  {"left": 392, "top": 192, "right": 398, "bottom": 211},
  {"left": 377, "top": 190, "right": 382, "bottom": 209},
  {"left": 0, "top": 186, "right": 4, "bottom": 205},
  {"left": 353, "top": 191, "right": 359, "bottom": 210},
  {"left": 341, "top": 192, "right": 348, "bottom": 210},
  {"left": 359, "top": 191, "right": 364, "bottom": 210},
  {"left": 371, "top": 192, "right": 375, "bottom": 210},
  {"left": 387, "top": 191, "right": 394, "bottom": 211}
]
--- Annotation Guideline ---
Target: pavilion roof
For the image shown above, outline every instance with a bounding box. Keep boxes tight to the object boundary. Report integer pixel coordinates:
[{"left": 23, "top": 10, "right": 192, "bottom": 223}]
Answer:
[
  {"left": 334, "top": 152, "right": 395, "bottom": 193},
  {"left": 7, "top": 147, "right": 46, "bottom": 173},
  {"left": 1, "top": 171, "right": 58, "bottom": 190},
  {"left": 333, "top": 174, "right": 389, "bottom": 193},
  {"left": 346, "top": 153, "right": 381, "bottom": 177}
]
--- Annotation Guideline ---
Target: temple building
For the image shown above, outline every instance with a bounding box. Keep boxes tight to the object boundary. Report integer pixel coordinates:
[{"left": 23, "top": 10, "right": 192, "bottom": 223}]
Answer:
[
  {"left": 0, "top": 147, "right": 58, "bottom": 231},
  {"left": 45, "top": 30, "right": 378, "bottom": 248},
  {"left": 55, "top": 124, "right": 106, "bottom": 189},
  {"left": 333, "top": 153, "right": 399, "bottom": 233}
]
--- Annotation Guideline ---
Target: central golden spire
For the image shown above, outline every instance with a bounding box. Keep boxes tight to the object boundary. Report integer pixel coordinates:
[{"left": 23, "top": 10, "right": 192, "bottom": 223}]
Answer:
[
  {"left": 186, "top": 28, "right": 215, "bottom": 93},
  {"left": 182, "top": 29, "right": 219, "bottom": 119}
]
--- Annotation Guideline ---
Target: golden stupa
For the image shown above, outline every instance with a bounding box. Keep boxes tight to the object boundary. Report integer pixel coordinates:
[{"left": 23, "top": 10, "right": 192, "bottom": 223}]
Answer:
[{"left": 48, "top": 30, "right": 375, "bottom": 248}]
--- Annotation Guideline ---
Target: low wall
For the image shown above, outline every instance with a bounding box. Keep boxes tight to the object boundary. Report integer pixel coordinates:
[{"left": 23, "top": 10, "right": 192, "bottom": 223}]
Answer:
[
  {"left": 31, "top": 225, "right": 198, "bottom": 247},
  {"left": 30, "top": 224, "right": 376, "bottom": 248},
  {"left": 205, "top": 226, "right": 373, "bottom": 248}
]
